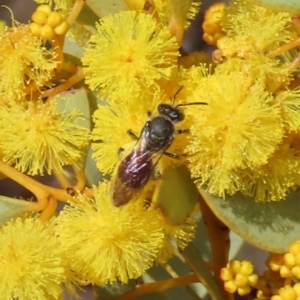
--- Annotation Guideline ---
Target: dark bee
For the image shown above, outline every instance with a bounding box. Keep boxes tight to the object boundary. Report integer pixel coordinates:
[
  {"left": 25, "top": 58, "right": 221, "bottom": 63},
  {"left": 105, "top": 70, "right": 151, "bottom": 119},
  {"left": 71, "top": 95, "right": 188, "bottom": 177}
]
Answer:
[{"left": 112, "top": 102, "right": 207, "bottom": 207}]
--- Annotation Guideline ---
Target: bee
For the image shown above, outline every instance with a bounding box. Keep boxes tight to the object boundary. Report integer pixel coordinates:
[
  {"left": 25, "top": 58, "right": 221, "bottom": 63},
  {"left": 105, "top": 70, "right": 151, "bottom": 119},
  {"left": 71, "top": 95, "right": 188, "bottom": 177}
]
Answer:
[{"left": 112, "top": 102, "right": 207, "bottom": 207}]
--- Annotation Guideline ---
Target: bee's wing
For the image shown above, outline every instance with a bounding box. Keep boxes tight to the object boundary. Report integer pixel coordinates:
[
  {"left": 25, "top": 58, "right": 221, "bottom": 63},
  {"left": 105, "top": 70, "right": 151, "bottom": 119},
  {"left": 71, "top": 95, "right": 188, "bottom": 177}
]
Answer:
[
  {"left": 112, "top": 128, "right": 152, "bottom": 207},
  {"left": 112, "top": 150, "right": 169, "bottom": 207},
  {"left": 112, "top": 122, "right": 172, "bottom": 207},
  {"left": 112, "top": 177, "right": 142, "bottom": 207}
]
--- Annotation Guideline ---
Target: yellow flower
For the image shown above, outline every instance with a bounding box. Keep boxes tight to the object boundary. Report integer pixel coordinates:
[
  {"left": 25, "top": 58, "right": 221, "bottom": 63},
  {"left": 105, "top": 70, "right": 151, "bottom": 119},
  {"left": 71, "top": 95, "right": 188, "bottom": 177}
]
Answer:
[
  {"left": 275, "top": 88, "right": 300, "bottom": 132},
  {"left": 221, "top": 260, "right": 258, "bottom": 296},
  {"left": 0, "top": 99, "right": 89, "bottom": 175},
  {"left": 184, "top": 69, "right": 283, "bottom": 197},
  {"left": 30, "top": 5, "right": 69, "bottom": 39},
  {"left": 272, "top": 282, "right": 300, "bottom": 300},
  {"left": 219, "top": 1, "right": 292, "bottom": 58},
  {"left": 125, "top": 0, "right": 200, "bottom": 29},
  {"left": 0, "top": 24, "right": 58, "bottom": 101},
  {"left": 82, "top": 11, "right": 179, "bottom": 103},
  {"left": 202, "top": 2, "right": 226, "bottom": 46},
  {"left": 155, "top": 0, "right": 200, "bottom": 27},
  {"left": 56, "top": 182, "right": 164, "bottom": 284},
  {"left": 216, "top": 57, "right": 291, "bottom": 93},
  {"left": 0, "top": 216, "right": 69, "bottom": 300},
  {"left": 241, "top": 142, "right": 300, "bottom": 202}
]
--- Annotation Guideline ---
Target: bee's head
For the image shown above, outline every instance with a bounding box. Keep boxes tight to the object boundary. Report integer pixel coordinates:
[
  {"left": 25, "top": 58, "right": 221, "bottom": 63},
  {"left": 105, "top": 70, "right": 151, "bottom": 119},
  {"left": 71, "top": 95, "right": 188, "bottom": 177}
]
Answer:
[{"left": 157, "top": 104, "right": 184, "bottom": 123}]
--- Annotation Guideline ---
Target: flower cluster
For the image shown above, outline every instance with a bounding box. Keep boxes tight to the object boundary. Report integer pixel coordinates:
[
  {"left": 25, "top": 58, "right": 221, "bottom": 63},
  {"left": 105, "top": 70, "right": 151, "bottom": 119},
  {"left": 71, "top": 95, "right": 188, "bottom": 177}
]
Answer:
[
  {"left": 272, "top": 283, "right": 300, "bottom": 300},
  {"left": 0, "top": 22, "right": 58, "bottom": 100},
  {"left": 220, "top": 260, "right": 258, "bottom": 296},
  {"left": 181, "top": 1, "right": 300, "bottom": 201},
  {"left": 222, "top": 241, "right": 300, "bottom": 299},
  {"left": 269, "top": 241, "right": 300, "bottom": 279},
  {"left": 30, "top": 4, "right": 69, "bottom": 39}
]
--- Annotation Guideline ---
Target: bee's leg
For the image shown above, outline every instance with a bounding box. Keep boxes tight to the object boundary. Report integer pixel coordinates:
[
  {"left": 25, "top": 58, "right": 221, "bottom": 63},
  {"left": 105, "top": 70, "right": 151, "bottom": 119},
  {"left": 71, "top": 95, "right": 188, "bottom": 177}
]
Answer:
[
  {"left": 118, "top": 147, "right": 125, "bottom": 158},
  {"left": 147, "top": 111, "right": 152, "bottom": 117},
  {"left": 177, "top": 129, "right": 189, "bottom": 134},
  {"left": 127, "top": 129, "right": 139, "bottom": 140},
  {"left": 164, "top": 152, "right": 180, "bottom": 159}
]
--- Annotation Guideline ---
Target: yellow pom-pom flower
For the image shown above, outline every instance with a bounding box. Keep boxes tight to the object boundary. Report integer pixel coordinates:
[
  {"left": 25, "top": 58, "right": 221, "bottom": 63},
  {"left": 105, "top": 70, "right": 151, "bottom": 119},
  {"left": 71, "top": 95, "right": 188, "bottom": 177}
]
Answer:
[
  {"left": 82, "top": 11, "right": 179, "bottom": 103},
  {"left": 240, "top": 142, "right": 300, "bottom": 201},
  {"left": 56, "top": 182, "right": 164, "bottom": 284},
  {"left": 218, "top": 1, "right": 292, "bottom": 59},
  {"left": 0, "top": 24, "right": 58, "bottom": 101},
  {"left": 183, "top": 67, "right": 283, "bottom": 198},
  {"left": 276, "top": 88, "right": 300, "bottom": 132},
  {"left": 0, "top": 99, "right": 89, "bottom": 175},
  {"left": 0, "top": 216, "right": 71, "bottom": 300}
]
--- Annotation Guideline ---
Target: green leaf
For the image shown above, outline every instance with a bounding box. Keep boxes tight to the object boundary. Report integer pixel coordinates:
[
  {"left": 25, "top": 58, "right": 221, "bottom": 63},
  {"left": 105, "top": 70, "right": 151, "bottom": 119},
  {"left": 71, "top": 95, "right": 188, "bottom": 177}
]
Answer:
[
  {"left": 55, "top": 87, "right": 91, "bottom": 129},
  {"left": 0, "top": 196, "right": 34, "bottom": 226},
  {"left": 77, "top": 4, "right": 100, "bottom": 27},
  {"left": 84, "top": 146, "right": 104, "bottom": 186},
  {"left": 85, "top": 0, "right": 129, "bottom": 19},
  {"left": 169, "top": 0, "right": 194, "bottom": 23},
  {"left": 200, "top": 189, "right": 300, "bottom": 253},
  {"left": 56, "top": 88, "right": 92, "bottom": 176},
  {"left": 182, "top": 243, "right": 225, "bottom": 300},
  {"left": 246, "top": 0, "right": 300, "bottom": 12},
  {"left": 152, "top": 165, "right": 198, "bottom": 225}
]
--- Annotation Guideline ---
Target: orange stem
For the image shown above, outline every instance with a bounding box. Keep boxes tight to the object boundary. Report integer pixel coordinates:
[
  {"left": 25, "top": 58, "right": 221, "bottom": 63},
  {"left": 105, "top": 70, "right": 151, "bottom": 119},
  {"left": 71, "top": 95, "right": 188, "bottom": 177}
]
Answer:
[
  {"left": 198, "top": 194, "right": 232, "bottom": 300},
  {"left": 67, "top": 0, "right": 85, "bottom": 26},
  {"left": 61, "top": 62, "right": 78, "bottom": 74},
  {"left": 252, "top": 282, "right": 272, "bottom": 297},
  {"left": 288, "top": 51, "right": 300, "bottom": 73},
  {"left": 292, "top": 16, "right": 300, "bottom": 36},
  {"left": 112, "top": 274, "right": 199, "bottom": 300},
  {"left": 39, "top": 67, "right": 85, "bottom": 98},
  {"left": 72, "top": 164, "right": 86, "bottom": 191},
  {"left": 51, "top": 36, "right": 65, "bottom": 73},
  {"left": 0, "top": 160, "right": 73, "bottom": 210},
  {"left": 39, "top": 197, "right": 58, "bottom": 222},
  {"left": 267, "top": 38, "right": 300, "bottom": 58}
]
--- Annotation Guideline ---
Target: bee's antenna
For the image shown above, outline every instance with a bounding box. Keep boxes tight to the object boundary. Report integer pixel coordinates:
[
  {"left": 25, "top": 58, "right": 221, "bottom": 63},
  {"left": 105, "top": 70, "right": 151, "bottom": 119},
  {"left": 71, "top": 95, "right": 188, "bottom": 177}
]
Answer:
[
  {"left": 172, "top": 86, "right": 184, "bottom": 105},
  {"left": 176, "top": 102, "right": 208, "bottom": 107}
]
